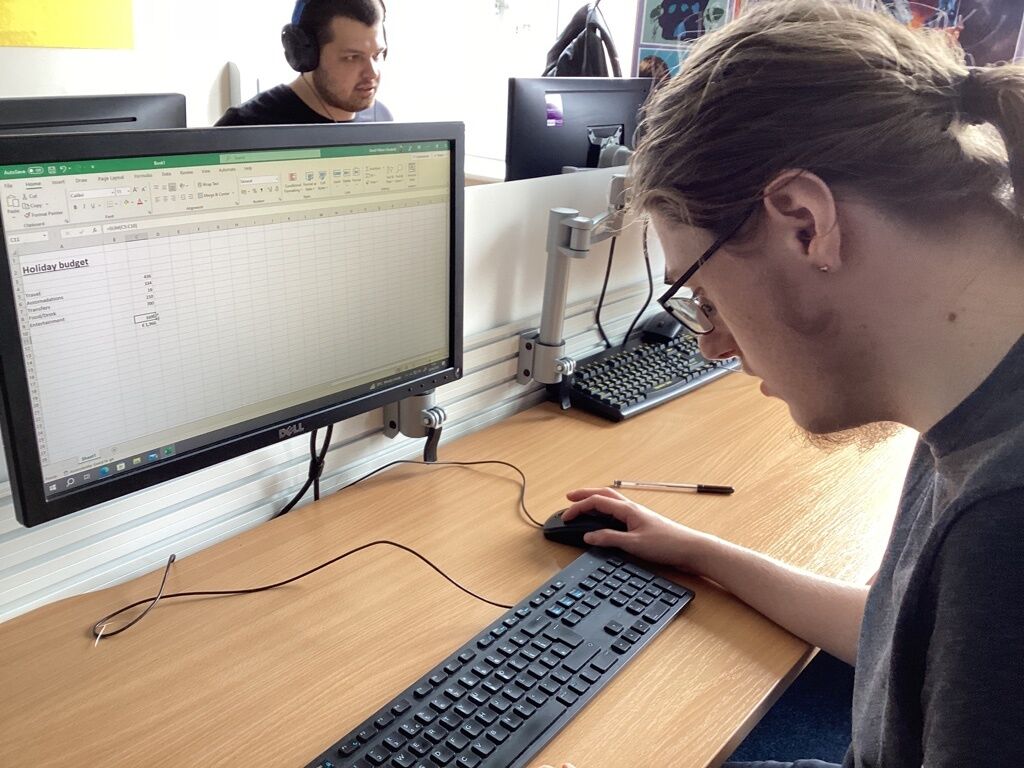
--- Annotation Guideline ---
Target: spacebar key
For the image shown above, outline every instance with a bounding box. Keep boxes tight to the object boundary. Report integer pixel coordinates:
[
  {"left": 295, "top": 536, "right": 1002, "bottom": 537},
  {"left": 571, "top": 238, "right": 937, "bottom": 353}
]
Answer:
[{"left": 477, "top": 696, "right": 567, "bottom": 765}]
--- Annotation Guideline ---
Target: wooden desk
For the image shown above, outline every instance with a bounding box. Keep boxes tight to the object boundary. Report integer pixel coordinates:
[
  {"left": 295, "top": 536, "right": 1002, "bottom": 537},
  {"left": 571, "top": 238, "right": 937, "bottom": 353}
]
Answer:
[{"left": 0, "top": 375, "right": 917, "bottom": 767}]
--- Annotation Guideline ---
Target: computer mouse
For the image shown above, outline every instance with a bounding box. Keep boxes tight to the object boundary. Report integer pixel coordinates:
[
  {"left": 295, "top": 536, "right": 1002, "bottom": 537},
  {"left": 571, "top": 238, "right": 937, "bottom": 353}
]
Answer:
[{"left": 543, "top": 509, "right": 628, "bottom": 548}]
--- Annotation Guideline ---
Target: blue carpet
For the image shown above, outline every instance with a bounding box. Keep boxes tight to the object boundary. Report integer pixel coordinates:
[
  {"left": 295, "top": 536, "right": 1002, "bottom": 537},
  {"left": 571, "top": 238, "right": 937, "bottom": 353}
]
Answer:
[{"left": 726, "top": 652, "right": 854, "bottom": 764}]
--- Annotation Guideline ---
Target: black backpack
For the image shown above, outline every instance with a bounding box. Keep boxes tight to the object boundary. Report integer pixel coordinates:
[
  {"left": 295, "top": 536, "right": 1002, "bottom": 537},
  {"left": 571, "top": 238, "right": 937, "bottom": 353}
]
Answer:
[{"left": 543, "top": 2, "right": 623, "bottom": 77}]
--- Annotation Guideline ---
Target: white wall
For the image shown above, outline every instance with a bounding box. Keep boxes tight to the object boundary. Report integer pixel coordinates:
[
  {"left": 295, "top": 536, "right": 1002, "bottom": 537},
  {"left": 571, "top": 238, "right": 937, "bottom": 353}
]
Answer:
[{"left": 0, "top": 0, "right": 640, "bottom": 161}]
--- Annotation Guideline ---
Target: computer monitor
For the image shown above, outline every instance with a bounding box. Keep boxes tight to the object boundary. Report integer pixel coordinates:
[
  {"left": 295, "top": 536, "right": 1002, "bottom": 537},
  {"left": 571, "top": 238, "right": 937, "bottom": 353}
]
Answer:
[
  {"left": 0, "top": 94, "right": 186, "bottom": 136},
  {"left": 505, "top": 77, "right": 651, "bottom": 181},
  {"left": 0, "top": 122, "right": 464, "bottom": 527}
]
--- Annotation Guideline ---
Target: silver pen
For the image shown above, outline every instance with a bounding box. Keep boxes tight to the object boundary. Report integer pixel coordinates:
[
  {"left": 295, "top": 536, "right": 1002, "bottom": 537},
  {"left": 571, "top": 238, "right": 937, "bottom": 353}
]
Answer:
[{"left": 613, "top": 479, "right": 735, "bottom": 495}]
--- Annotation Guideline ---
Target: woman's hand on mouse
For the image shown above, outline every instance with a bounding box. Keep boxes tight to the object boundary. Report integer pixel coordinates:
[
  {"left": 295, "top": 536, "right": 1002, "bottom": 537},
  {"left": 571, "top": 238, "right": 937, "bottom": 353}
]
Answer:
[{"left": 561, "top": 487, "right": 718, "bottom": 574}]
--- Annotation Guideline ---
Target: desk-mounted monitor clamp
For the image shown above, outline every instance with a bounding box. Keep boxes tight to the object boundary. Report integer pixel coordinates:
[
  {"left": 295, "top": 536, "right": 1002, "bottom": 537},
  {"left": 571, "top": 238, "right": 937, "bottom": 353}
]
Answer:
[
  {"left": 384, "top": 392, "right": 447, "bottom": 462},
  {"left": 517, "top": 174, "right": 628, "bottom": 409}
]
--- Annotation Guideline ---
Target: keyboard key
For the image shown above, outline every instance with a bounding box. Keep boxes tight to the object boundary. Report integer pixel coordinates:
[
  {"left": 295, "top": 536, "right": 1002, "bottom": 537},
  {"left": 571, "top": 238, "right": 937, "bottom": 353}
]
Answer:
[
  {"left": 415, "top": 710, "right": 437, "bottom": 726},
  {"left": 513, "top": 702, "right": 536, "bottom": 719},
  {"left": 556, "top": 690, "right": 579, "bottom": 707},
  {"left": 392, "top": 699, "right": 412, "bottom": 716},
  {"left": 429, "top": 698, "right": 451, "bottom": 713},
  {"left": 485, "top": 726, "right": 510, "bottom": 745},
  {"left": 521, "top": 617, "right": 551, "bottom": 637},
  {"left": 374, "top": 713, "right": 395, "bottom": 730},
  {"left": 446, "top": 732, "right": 470, "bottom": 752},
  {"left": 338, "top": 738, "right": 362, "bottom": 756},
  {"left": 591, "top": 650, "right": 618, "bottom": 673},
  {"left": 400, "top": 723, "right": 423, "bottom": 739},
  {"left": 440, "top": 713, "right": 461, "bottom": 730},
  {"left": 453, "top": 702, "right": 475, "bottom": 719},
  {"left": 358, "top": 728, "right": 377, "bottom": 743},
  {"left": 455, "top": 756, "right": 480, "bottom": 768},
  {"left": 631, "top": 620, "right": 650, "bottom": 634},
  {"left": 409, "top": 739, "right": 432, "bottom": 757},
  {"left": 367, "top": 747, "right": 390, "bottom": 765},
  {"left": 458, "top": 650, "right": 476, "bottom": 663},
  {"left": 424, "top": 727, "right": 447, "bottom": 744},
  {"left": 611, "top": 640, "right": 631, "bottom": 654},
  {"left": 622, "top": 629, "right": 642, "bottom": 644},
  {"left": 384, "top": 735, "right": 405, "bottom": 751},
  {"left": 604, "top": 621, "right": 624, "bottom": 635},
  {"left": 470, "top": 740, "right": 495, "bottom": 758},
  {"left": 429, "top": 747, "right": 455, "bottom": 765},
  {"left": 642, "top": 602, "right": 671, "bottom": 623},
  {"left": 475, "top": 708, "right": 498, "bottom": 725},
  {"left": 561, "top": 614, "right": 582, "bottom": 626},
  {"left": 543, "top": 626, "right": 584, "bottom": 649},
  {"left": 461, "top": 721, "right": 484, "bottom": 739},
  {"left": 392, "top": 752, "right": 416, "bottom": 768}
]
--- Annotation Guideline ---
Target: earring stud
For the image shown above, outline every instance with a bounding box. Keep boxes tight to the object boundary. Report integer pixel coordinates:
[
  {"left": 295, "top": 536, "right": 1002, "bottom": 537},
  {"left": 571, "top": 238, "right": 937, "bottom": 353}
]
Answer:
[{"left": 819, "top": 265, "right": 829, "bottom": 273}]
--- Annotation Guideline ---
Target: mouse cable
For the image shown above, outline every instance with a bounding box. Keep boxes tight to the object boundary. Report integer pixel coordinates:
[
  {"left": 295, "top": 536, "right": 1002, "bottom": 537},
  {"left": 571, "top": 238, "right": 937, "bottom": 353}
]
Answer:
[
  {"left": 594, "top": 235, "right": 618, "bottom": 349},
  {"left": 91, "top": 458, "right": 542, "bottom": 640},
  {"left": 91, "top": 539, "right": 515, "bottom": 642},
  {"left": 621, "top": 219, "right": 654, "bottom": 346},
  {"left": 337, "top": 458, "right": 544, "bottom": 529}
]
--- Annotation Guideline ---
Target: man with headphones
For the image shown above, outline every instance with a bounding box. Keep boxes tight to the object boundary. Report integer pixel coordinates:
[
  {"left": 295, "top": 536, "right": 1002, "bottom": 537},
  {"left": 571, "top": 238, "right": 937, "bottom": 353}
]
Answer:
[{"left": 216, "top": 0, "right": 392, "bottom": 126}]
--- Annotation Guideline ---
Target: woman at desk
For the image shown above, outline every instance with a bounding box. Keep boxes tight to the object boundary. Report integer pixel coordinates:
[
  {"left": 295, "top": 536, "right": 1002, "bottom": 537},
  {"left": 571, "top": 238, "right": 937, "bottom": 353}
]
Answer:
[{"left": 541, "top": 0, "right": 1024, "bottom": 766}]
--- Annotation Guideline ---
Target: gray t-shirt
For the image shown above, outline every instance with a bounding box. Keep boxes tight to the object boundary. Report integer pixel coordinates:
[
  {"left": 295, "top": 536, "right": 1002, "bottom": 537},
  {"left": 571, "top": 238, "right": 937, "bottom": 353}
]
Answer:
[
  {"left": 729, "top": 334, "right": 1024, "bottom": 768},
  {"left": 845, "top": 333, "right": 1024, "bottom": 767}
]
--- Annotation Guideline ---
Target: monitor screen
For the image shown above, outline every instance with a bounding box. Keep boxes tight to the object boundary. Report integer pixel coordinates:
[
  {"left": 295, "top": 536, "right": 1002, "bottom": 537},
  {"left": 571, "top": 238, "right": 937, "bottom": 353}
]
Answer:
[
  {"left": 505, "top": 77, "right": 651, "bottom": 181},
  {"left": 0, "top": 94, "right": 187, "bottom": 136},
  {"left": 0, "top": 123, "right": 464, "bottom": 527}
]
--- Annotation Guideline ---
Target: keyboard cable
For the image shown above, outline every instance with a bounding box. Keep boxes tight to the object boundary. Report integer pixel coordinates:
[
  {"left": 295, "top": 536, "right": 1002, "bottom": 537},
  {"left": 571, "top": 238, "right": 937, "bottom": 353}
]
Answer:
[{"left": 91, "top": 459, "right": 543, "bottom": 642}]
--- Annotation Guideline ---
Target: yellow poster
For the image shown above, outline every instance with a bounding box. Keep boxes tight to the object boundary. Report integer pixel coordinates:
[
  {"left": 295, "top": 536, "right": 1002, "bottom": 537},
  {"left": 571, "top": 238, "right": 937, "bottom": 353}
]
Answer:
[{"left": 0, "top": 0, "right": 133, "bottom": 49}]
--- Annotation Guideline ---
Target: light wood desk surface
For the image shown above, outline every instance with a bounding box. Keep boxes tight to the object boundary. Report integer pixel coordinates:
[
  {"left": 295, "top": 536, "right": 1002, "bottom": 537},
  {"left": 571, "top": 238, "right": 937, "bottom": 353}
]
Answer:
[{"left": 0, "top": 375, "right": 917, "bottom": 768}]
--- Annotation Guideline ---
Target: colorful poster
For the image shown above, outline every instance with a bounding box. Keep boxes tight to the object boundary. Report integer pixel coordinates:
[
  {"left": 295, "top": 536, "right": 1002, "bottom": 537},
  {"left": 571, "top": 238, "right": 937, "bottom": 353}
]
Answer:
[
  {"left": 633, "top": 0, "right": 739, "bottom": 77},
  {"left": 0, "top": 0, "right": 134, "bottom": 49},
  {"left": 636, "top": 44, "right": 691, "bottom": 80},
  {"left": 632, "top": 0, "right": 1024, "bottom": 78}
]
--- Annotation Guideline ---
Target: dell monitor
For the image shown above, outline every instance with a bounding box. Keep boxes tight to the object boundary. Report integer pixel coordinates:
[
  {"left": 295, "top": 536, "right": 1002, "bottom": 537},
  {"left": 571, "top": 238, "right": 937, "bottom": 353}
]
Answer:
[
  {"left": 0, "top": 122, "right": 464, "bottom": 527},
  {"left": 0, "top": 94, "right": 186, "bottom": 136},
  {"left": 505, "top": 77, "right": 651, "bottom": 181}
]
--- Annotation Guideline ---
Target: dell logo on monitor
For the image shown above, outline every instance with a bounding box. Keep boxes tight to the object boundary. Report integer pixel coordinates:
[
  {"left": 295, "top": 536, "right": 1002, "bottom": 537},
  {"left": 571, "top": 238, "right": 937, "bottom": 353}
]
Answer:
[{"left": 278, "top": 423, "right": 305, "bottom": 439}]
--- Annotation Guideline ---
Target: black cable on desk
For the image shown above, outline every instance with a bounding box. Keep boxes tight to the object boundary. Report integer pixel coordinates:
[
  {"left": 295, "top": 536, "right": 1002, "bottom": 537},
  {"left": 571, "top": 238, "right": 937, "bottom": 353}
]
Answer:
[
  {"left": 90, "top": 457, "right": 542, "bottom": 640},
  {"left": 91, "top": 540, "right": 514, "bottom": 641}
]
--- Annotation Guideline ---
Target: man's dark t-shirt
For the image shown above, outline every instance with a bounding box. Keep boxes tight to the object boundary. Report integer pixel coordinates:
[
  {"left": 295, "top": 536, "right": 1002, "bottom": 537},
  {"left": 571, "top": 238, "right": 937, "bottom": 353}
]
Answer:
[{"left": 215, "top": 84, "right": 393, "bottom": 126}]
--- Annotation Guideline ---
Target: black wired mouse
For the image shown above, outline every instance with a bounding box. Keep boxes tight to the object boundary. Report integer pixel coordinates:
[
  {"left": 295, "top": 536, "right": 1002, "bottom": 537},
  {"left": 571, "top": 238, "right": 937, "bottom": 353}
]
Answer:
[{"left": 543, "top": 509, "right": 628, "bottom": 548}]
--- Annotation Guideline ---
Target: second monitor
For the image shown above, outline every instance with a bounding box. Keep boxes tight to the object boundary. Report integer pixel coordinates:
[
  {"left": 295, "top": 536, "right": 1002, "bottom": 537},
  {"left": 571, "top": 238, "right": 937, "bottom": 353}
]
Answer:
[{"left": 505, "top": 77, "right": 651, "bottom": 181}]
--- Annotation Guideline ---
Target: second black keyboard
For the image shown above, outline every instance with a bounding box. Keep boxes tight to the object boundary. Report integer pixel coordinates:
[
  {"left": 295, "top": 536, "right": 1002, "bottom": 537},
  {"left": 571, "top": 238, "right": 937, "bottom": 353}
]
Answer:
[
  {"left": 306, "top": 549, "right": 694, "bottom": 768},
  {"left": 566, "top": 332, "right": 740, "bottom": 422}
]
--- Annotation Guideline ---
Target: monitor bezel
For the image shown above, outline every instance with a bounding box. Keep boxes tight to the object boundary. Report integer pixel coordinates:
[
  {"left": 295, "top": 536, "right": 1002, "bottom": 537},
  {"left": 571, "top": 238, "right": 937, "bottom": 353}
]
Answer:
[
  {"left": 0, "top": 93, "right": 187, "bottom": 135},
  {"left": 0, "top": 122, "right": 465, "bottom": 527},
  {"left": 504, "top": 77, "right": 651, "bottom": 182}
]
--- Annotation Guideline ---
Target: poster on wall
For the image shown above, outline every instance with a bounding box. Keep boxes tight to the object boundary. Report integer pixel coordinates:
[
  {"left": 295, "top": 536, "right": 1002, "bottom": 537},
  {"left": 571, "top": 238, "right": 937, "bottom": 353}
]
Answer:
[
  {"left": 632, "top": 0, "right": 1024, "bottom": 79},
  {"left": 0, "top": 0, "right": 133, "bottom": 49},
  {"left": 632, "top": 0, "right": 740, "bottom": 79},
  {"left": 878, "top": 0, "right": 1024, "bottom": 63}
]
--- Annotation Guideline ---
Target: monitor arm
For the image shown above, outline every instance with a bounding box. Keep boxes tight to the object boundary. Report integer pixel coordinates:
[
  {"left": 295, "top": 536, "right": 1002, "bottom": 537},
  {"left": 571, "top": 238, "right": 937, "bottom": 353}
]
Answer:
[{"left": 516, "top": 173, "right": 628, "bottom": 408}]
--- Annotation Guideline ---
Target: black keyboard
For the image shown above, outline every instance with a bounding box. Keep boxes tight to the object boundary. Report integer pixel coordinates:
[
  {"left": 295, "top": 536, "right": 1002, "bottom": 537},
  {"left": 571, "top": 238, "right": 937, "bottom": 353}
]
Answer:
[
  {"left": 307, "top": 550, "right": 694, "bottom": 768},
  {"left": 566, "top": 331, "right": 740, "bottom": 421}
]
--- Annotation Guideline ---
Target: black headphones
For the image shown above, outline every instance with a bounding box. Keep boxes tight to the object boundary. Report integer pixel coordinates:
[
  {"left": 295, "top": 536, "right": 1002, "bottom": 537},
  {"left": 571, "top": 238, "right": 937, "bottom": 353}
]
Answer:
[{"left": 281, "top": 0, "right": 388, "bottom": 73}]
